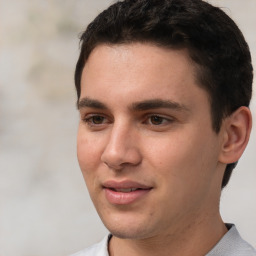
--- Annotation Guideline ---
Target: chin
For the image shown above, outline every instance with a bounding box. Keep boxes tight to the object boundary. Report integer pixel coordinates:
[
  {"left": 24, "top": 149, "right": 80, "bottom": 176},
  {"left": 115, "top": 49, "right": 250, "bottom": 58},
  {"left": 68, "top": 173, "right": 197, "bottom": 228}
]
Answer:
[
  {"left": 108, "top": 227, "right": 151, "bottom": 240},
  {"left": 101, "top": 217, "right": 156, "bottom": 240}
]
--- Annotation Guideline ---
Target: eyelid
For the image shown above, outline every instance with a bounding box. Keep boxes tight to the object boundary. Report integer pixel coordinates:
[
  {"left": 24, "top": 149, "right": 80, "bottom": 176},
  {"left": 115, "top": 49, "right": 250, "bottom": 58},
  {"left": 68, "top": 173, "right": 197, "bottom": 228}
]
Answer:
[
  {"left": 81, "top": 110, "right": 110, "bottom": 119},
  {"left": 143, "top": 114, "right": 175, "bottom": 125},
  {"left": 82, "top": 113, "right": 112, "bottom": 127},
  {"left": 81, "top": 112, "right": 176, "bottom": 128}
]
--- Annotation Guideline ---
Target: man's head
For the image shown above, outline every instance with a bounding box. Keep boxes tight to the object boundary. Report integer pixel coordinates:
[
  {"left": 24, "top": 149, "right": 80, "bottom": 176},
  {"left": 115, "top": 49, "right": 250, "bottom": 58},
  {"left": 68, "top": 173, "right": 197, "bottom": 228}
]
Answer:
[
  {"left": 75, "top": 0, "right": 252, "bottom": 243},
  {"left": 75, "top": 0, "right": 253, "bottom": 189}
]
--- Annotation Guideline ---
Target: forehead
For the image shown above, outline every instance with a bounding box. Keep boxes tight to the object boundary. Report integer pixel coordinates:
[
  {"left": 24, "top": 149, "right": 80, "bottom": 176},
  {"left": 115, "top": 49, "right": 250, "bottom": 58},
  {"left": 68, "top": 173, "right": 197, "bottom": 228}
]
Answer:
[
  {"left": 85, "top": 43, "right": 195, "bottom": 74},
  {"left": 80, "top": 43, "right": 210, "bottom": 112}
]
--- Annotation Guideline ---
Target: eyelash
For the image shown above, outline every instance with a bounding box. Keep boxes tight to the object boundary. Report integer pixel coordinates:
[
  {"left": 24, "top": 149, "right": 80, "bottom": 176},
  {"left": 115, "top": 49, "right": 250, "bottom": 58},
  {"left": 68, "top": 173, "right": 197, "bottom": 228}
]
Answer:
[
  {"left": 82, "top": 115, "right": 109, "bottom": 126},
  {"left": 82, "top": 114, "right": 174, "bottom": 128},
  {"left": 144, "top": 115, "right": 173, "bottom": 126}
]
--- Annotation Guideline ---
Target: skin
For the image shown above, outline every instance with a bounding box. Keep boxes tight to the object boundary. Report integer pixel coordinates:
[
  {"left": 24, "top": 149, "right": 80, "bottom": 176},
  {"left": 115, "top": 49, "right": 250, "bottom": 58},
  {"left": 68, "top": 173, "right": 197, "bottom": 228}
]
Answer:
[{"left": 77, "top": 43, "right": 251, "bottom": 256}]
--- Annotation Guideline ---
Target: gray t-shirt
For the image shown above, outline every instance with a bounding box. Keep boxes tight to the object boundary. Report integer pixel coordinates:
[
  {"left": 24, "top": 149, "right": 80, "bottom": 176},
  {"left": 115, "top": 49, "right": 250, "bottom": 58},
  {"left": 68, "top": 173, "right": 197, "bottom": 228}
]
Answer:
[{"left": 71, "top": 224, "right": 256, "bottom": 256}]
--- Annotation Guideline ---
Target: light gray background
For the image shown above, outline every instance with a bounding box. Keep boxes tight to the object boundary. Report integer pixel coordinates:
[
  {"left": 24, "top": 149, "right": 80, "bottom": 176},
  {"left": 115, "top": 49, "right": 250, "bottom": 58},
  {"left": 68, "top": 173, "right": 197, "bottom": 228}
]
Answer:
[{"left": 0, "top": 1, "right": 255, "bottom": 255}]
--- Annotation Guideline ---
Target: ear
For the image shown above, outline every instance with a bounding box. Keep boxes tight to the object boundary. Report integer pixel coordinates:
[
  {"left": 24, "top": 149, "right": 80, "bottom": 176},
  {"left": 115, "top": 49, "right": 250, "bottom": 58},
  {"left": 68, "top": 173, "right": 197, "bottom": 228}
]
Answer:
[{"left": 219, "top": 106, "right": 252, "bottom": 164}]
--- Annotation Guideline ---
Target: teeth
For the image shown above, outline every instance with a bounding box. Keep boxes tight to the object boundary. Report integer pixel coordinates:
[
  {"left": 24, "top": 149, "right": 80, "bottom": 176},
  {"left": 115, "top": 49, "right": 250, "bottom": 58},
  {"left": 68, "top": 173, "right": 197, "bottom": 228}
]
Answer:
[{"left": 114, "top": 188, "right": 138, "bottom": 192}]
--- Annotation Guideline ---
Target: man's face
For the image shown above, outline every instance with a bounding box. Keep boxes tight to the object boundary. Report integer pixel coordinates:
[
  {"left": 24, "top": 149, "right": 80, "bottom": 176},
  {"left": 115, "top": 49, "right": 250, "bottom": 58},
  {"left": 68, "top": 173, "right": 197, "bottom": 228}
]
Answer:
[{"left": 77, "top": 43, "right": 225, "bottom": 239}]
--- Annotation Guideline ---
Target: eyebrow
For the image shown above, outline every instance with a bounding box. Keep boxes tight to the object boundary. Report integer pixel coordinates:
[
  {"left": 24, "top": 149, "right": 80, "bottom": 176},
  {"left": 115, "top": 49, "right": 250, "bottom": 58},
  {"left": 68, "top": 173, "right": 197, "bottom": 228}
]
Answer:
[
  {"left": 77, "top": 97, "right": 108, "bottom": 110},
  {"left": 130, "top": 99, "right": 189, "bottom": 112},
  {"left": 77, "top": 97, "right": 189, "bottom": 112}
]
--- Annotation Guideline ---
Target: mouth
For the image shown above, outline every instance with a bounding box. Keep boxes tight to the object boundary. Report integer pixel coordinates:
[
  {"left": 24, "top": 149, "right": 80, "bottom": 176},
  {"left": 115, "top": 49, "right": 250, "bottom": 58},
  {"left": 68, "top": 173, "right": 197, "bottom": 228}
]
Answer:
[
  {"left": 102, "top": 180, "right": 153, "bottom": 205},
  {"left": 108, "top": 188, "right": 145, "bottom": 193}
]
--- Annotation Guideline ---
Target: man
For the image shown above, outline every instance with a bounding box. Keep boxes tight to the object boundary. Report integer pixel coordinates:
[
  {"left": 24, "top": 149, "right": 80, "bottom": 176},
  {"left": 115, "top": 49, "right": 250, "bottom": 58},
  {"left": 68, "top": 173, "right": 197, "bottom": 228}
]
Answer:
[{"left": 71, "top": 0, "right": 255, "bottom": 255}]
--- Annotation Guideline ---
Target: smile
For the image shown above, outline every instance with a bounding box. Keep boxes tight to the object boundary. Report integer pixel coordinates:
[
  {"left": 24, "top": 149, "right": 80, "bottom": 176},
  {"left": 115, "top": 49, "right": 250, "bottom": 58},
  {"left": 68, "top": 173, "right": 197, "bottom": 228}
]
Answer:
[
  {"left": 102, "top": 180, "right": 153, "bottom": 205},
  {"left": 110, "top": 188, "right": 141, "bottom": 192}
]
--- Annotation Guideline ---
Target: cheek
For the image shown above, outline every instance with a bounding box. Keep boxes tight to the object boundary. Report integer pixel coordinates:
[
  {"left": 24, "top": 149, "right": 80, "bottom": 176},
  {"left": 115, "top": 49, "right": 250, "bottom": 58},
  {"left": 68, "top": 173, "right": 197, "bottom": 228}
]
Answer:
[
  {"left": 77, "top": 129, "right": 103, "bottom": 176},
  {"left": 144, "top": 134, "right": 219, "bottom": 215},
  {"left": 145, "top": 129, "right": 218, "bottom": 185},
  {"left": 145, "top": 134, "right": 195, "bottom": 169}
]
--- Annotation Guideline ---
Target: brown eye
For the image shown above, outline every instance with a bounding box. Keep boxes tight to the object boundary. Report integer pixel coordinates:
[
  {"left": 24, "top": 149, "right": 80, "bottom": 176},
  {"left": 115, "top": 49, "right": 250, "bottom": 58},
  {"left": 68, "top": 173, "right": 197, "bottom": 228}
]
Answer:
[
  {"left": 91, "top": 116, "right": 105, "bottom": 124},
  {"left": 83, "top": 115, "right": 106, "bottom": 126},
  {"left": 150, "top": 115, "right": 164, "bottom": 125}
]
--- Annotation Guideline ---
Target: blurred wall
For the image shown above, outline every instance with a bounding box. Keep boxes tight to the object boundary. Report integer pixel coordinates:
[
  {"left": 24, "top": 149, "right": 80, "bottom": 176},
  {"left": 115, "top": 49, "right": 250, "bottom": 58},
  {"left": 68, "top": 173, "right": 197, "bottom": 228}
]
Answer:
[{"left": 0, "top": 0, "right": 255, "bottom": 255}]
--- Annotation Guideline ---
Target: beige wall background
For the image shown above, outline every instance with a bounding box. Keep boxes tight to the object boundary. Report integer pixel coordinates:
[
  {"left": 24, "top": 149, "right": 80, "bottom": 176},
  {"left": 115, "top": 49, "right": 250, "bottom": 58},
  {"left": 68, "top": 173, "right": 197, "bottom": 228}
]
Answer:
[{"left": 0, "top": 0, "right": 255, "bottom": 255}]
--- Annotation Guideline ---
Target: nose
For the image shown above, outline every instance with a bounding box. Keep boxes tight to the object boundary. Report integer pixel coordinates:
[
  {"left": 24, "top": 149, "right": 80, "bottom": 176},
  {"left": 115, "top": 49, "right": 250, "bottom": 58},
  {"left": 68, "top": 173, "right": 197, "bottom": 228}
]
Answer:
[{"left": 101, "top": 122, "right": 142, "bottom": 170}]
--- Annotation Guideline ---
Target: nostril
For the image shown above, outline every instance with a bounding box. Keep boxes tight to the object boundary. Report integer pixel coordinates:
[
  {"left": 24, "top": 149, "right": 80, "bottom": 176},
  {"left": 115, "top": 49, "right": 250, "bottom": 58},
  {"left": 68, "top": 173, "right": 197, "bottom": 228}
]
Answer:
[
  {"left": 102, "top": 161, "right": 124, "bottom": 171},
  {"left": 101, "top": 134, "right": 142, "bottom": 169}
]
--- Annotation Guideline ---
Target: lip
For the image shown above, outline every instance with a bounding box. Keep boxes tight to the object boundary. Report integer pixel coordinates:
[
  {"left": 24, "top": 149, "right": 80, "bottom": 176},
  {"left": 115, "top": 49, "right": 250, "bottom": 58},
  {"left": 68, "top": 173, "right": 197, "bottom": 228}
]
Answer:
[{"left": 102, "top": 180, "right": 153, "bottom": 205}]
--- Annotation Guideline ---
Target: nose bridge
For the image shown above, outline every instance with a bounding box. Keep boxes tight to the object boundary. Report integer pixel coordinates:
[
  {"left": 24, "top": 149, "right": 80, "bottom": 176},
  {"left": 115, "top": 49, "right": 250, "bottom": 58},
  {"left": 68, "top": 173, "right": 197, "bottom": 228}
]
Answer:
[
  {"left": 109, "top": 121, "right": 130, "bottom": 150},
  {"left": 101, "top": 119, "right": 141, "bottom": 168}
]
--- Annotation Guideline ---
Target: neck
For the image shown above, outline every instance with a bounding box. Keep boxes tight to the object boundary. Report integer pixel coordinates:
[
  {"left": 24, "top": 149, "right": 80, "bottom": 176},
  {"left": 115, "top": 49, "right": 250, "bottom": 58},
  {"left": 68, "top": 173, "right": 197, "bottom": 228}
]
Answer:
[{"left": 108, "top": 214, "right": 228, "bottom": 256}]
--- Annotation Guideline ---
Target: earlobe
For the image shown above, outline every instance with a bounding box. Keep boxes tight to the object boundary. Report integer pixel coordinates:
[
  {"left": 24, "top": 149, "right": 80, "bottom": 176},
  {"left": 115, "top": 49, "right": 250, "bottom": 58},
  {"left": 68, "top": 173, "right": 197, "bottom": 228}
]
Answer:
[{"left": 219, "top": 106, "right": 252, "bottom": 164}]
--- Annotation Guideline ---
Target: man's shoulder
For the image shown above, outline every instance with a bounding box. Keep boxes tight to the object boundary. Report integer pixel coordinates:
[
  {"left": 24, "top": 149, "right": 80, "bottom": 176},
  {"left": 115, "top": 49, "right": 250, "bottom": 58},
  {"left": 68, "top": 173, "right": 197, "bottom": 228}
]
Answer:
[
  {"left": 70, "top": 235, "right": 110, "bottom": 256},
  {"left": 207, "top": 224, "right": 256, "bottom": 256}
]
